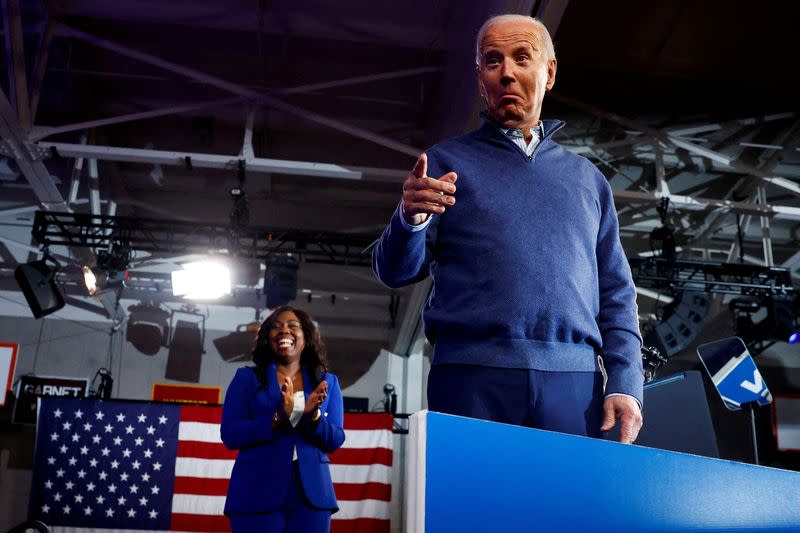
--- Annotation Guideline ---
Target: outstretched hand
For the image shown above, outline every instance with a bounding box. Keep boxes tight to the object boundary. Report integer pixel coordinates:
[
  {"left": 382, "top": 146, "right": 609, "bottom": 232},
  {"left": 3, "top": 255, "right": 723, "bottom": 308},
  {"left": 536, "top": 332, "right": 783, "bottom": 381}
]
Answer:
[
  {"left": 600, "top": 395, "right": 643, "bottom": 444},
  {"left": 305, "top": 380, "right": 328, "bottom": 415},
  {"left": 401, "top": 152, "right": 458, "bottom": 225}
]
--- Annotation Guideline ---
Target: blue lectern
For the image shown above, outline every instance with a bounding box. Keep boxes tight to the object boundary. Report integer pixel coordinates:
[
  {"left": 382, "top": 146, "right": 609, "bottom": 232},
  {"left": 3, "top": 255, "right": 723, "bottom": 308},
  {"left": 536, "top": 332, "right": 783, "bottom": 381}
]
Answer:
[{"left": 406, "top": 410, "right": 800, "bottom": 532}]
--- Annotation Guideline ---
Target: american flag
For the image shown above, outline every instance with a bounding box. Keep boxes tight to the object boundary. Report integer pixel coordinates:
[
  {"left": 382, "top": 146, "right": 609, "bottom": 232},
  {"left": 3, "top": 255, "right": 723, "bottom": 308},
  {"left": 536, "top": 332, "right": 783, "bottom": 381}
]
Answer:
[{"left": 30, "top": 398, "right": 393, "bottom": 532}]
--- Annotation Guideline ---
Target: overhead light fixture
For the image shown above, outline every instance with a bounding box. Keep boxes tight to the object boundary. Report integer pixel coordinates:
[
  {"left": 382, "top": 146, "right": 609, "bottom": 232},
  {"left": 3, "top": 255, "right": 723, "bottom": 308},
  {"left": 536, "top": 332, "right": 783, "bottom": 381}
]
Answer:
[
  {"left": 83, "top": 266, "right": 127, "bottom": 296},
  {"left": 82, "top": 248, "right": 131, "bottom": 296},
  {"left": 126, "top": 302, "right": 171, "bottom": 355},
  {"left": 171, "top": 260, "right": 231, "bottom": 300}
]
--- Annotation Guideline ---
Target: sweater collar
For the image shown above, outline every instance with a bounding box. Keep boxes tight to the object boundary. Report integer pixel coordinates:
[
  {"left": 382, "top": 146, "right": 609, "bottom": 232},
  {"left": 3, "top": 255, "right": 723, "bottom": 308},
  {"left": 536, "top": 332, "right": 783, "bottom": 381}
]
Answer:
[{"left": 479, "top": 110, "right": 564, "bottom": 140}]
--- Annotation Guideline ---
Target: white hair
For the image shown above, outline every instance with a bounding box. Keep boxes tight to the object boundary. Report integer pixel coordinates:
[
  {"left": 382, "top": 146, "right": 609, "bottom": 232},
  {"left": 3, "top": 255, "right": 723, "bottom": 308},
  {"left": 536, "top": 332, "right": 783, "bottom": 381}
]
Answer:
[{"left": 475, "top": 14, "right": 555, "bottom": 66}]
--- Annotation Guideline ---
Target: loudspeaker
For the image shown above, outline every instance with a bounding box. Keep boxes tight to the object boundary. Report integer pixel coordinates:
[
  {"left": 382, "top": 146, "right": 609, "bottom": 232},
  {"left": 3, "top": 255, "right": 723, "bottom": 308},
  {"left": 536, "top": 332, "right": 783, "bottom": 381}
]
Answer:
[
  {"left": 264, "top": 260, "right": 298, "bottom": 308},
  {"left": 14, "top": 260, "right": 65, "bottom": 318},
  {"left": 645, "top": 292, "right": 711, "bottom": 358}
]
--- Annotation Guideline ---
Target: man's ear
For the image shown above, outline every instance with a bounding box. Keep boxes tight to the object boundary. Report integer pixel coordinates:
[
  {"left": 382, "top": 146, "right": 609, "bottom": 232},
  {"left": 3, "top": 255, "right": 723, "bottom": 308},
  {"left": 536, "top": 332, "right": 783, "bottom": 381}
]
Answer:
[{"left": 546, "top": 58, "right": 557, "bottom": 91}]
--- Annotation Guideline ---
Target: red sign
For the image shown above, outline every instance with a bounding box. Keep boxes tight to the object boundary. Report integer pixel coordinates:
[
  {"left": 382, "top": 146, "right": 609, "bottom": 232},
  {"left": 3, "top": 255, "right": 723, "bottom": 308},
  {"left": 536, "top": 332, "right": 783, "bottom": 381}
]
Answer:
[
  {"left": 0, "top": 343, "right": 18, "bottom": 408},
  {"left": 151, "top": 382, "right": 221, "bottom": 404}
]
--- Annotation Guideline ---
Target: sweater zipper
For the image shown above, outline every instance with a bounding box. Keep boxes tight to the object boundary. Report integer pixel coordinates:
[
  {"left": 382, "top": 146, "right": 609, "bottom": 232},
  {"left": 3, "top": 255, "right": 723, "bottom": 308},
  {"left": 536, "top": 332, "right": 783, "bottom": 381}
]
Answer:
[
  {"left": 527, "top": 122, "right": 565, "bottom": 162},
  {"left": 502, "top": 121, "right": 565, "bottom": 162}
]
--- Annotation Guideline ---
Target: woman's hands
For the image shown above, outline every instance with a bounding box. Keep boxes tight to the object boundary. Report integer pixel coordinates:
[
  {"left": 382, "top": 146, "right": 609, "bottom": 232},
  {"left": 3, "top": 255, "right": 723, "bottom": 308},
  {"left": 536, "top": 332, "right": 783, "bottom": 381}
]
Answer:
[
  {"left": 304, "top": 380, "right": 328, "bottom": 415},
  {"left": 280, "top": 376, "right": 295, "bottom": 418},
  {"left": 277, "top": 376, "right": 327, "bottom": 427}
]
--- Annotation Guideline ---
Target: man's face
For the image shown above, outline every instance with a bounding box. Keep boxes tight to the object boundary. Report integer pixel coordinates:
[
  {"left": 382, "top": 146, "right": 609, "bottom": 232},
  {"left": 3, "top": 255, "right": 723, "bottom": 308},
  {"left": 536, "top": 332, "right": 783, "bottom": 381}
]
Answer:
[{"left": 477, "top": 20, "right": 556, "bottom": 130}]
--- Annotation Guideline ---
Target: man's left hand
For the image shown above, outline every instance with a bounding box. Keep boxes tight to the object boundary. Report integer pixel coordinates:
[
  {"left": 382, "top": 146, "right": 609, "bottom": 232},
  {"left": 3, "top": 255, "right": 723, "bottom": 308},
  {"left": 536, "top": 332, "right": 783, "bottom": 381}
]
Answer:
[{"left": 600, "top": 395, "right": 643, "bottom": 444}]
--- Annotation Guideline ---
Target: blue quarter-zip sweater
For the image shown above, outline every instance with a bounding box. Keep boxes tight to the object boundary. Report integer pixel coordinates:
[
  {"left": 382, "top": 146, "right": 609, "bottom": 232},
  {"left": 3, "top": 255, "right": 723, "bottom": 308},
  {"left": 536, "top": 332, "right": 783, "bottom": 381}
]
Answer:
[{"left": 373, "top": 116, "right": 644, "bottom": 404}]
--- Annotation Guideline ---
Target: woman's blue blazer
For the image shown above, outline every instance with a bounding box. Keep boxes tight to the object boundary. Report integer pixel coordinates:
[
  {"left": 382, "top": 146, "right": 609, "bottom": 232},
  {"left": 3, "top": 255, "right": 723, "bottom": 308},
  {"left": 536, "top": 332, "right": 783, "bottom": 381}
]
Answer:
[{"left": 220, "top": 364, "right": 345, "bottom": 513}]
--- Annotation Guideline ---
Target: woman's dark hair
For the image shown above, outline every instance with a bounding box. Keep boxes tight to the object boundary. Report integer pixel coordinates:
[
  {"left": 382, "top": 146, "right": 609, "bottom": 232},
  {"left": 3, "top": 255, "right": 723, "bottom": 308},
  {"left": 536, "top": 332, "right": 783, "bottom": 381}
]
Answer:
[{"left": 251, "top": 305, "right": 328, "bottom": 388}]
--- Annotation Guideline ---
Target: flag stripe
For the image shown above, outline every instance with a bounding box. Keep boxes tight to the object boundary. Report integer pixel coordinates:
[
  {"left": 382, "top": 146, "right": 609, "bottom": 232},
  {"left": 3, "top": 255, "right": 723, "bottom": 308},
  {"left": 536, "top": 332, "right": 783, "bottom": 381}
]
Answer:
[
  {"left": 330, "top": 464, "right": 392, "bottom": 484},
  {"left": 179, "top": 405, "right": 223, "bottom": 424},
  {"left": 172, "top": 494, "right": 226, "bottom": 515},
  {"left": 342, "top": 413, "right": 394, "bottom": 430},
  {"left": 334, "top": 482, "right": 392, "bottom": 501},
  {"left": 178, "top": 440, "right": 238, "bottom": 460},
  {"left": 175, "top": 476, "right": 230, "bottom": 496},
  {"left": 340, "top": 429, "right": 392, "bottom": 449},
  {"left": 175, "top": 457, "right": 234, "bottom": 479},
  {"left": 171, "top": 512, "right": 231, "bottom": 532},
  {"left": 336, "top": 499, "right": 391, "bottom": 520},
  {"left": 178, "top": 421, "right": 224, "bottom": 443},
  {"left": 331, "top": 518, "right": 391, "bottom": 533},
  {"left": 330, "top": 447, "right": 393, "bottom": 466}
]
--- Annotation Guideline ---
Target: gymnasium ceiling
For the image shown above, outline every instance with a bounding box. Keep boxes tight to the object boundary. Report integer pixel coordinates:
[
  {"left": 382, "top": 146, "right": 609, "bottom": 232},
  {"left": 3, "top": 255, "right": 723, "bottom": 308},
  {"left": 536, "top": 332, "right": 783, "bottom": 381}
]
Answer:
[{"left": 0, "top": 0, "right": 798, "bottom": 358}]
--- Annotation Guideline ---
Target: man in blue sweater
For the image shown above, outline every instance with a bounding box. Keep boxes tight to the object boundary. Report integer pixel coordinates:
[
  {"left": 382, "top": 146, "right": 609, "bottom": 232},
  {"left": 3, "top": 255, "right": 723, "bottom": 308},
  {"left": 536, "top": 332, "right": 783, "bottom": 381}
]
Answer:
[{"left": 373, "top": 14, "right": 643, "bottom": 443}]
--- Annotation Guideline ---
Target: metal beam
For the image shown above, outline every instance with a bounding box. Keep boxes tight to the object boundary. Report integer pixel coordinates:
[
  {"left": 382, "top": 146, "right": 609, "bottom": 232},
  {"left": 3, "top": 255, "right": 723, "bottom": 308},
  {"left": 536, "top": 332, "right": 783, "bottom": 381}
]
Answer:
[
  {"left": 613, "top": 189, "right": 800, "bottom": 222},
  {"left": 727, "top": 215, "right": 752, "bottom": 263},
  {"left": 241, "top": 109, "right": 255, "bottom": 160},
  {"left": 756, "top": 187, "right": 773, "bottom": 267},
  {"left": 67, "top": 135, "right": 86, "bottom": 205},
  {"left": 41, "top": 141, "right": 362, "bottom": 180},
  {"left": 552, "top": 93, "right": 800, "bottom": 198},
  {"left": 29, "top": 66, "right": 441, "bottom": 141},
  {"left": 88, "top": 158, "right": 100, "bottom": 216},
  {"left": 29, "top": 96, "right": 244, "bottom": 141},
  {"left": 565, "top": 136, "right": 649, "bottom": 155},
  {"left": 2, "top": 0, "right": 31, "bottom": 130},
  {"left": 782, "top": 250, "right": 800, "bottom": 273},
  {"left": 635, "top": 287, "right": 674, "bottom": 305},
  {"left": 56, "top": 24, "right": 421, "bottom": 157},
  {"left": 665, "top": 112, "right": 796, "bottom": 137},
  {"left": 667, "top": 135, "right": 800, "bottom": 197},
  {"left": 29, "top": 19, "right": 54, "bottom": 123},
  {"left": 0, "top": 88, "right": 66, "bottom": 207}
]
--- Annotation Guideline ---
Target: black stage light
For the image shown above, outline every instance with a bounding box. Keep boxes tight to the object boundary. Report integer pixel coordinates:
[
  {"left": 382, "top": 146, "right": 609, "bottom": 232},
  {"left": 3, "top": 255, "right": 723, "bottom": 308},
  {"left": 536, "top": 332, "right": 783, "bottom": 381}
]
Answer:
[
  {"left": 14, "top": 256, "right": 65, "bottom": 318},
  {"left": 126, "top": 303, "right": 171, "bottom": 356},
  {"left": 83, "top": 248, "right": 130, "bottom": 296}
]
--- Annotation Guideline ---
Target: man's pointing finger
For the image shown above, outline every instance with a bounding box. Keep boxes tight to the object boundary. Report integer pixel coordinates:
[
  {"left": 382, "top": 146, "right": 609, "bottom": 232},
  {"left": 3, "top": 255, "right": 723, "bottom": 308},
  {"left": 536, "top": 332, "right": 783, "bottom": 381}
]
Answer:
[{"left": 413, "top": 152, "right": 427, "bottom": 179}]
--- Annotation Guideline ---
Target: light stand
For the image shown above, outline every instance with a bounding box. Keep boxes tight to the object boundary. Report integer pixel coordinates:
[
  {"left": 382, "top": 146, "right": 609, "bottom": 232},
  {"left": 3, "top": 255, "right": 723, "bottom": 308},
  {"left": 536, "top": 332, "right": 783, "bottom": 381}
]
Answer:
[
  {"left": 89, "top": 368, "right": 114, "bottom": 399},
  {"left": 747, "top": 402, "right": 760, "bottom": 465}
]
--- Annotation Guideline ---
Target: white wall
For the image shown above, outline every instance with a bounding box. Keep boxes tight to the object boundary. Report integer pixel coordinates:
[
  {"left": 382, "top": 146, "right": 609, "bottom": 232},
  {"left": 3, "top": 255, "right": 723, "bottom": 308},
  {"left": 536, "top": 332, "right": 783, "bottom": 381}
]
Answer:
[{"left": 341, "top": 344, "right": 429, "bottom": 533}]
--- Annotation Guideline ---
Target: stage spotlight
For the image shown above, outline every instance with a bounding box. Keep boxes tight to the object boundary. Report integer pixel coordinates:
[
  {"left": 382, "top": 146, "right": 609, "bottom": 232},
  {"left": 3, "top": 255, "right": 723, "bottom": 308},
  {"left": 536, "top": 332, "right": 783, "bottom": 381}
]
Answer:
[
  {"left": 83, "top": 248, "right": 131, "bottom": 296},
  {"left": 14, "top": 255, "right": 65, "bottom": 318},
  {"left": 83, "top": 266, "right": 127, "bottom": 296},
  {"left": 126, "top": 303, "right": 171, "bottom": 355},
  {"left": 171, "top": 260, "right": 231, "bottom": 300}
]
